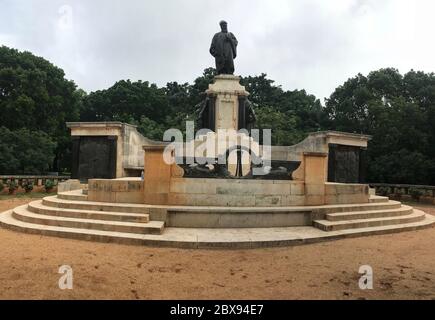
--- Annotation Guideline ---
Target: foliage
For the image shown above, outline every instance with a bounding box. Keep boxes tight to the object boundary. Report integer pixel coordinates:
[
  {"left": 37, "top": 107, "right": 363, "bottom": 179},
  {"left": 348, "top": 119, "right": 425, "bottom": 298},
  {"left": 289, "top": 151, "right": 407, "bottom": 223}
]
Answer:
[
  {"left": 136, "top": 116, "right": 166, "bottom": 141},
  {"left": 376, "top": 186, "right": 390, "bottom": 196},
  {"left": 44, "top": 179, "right": 55, "bottom": 192},
  {"left": 0, "top": 127, "right": 57, "bottom": 174},
  {"left": 0, "top": 46, "right": 82, "bottom": 172},
  {"left": 21, "top": 180, "right": 34, "bottom": 193},
  {"left": 0, "top": 181, "right": 4, "bottom": 192},
  {"left": 395, "top": 188, "right": 405, "bottom": 196},
  {"left": 325, "top": 68, "right": 435, "bottom": 185},
  {"left": 408, "top": 187, "right": 424, "bottom": 199},
  {"left": 7, "top": 180, "right": 18, "bottom": 194},
  {"left": 80, "top": 79, "right": 169, "bottom": 123}
]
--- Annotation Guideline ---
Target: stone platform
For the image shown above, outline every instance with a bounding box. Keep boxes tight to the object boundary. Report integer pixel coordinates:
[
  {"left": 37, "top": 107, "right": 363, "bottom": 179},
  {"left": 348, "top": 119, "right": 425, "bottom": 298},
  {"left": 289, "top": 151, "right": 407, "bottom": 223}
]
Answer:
[{"left": 0, "top": 189, "right": 433, "bottom": 249}]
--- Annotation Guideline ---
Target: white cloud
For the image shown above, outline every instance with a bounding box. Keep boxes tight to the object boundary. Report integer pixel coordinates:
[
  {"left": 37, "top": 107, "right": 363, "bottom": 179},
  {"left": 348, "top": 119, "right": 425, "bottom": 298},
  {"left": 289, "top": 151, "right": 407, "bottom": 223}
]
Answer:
[{"left": 0, "top": 0, "right": 434, "bottom": 101}]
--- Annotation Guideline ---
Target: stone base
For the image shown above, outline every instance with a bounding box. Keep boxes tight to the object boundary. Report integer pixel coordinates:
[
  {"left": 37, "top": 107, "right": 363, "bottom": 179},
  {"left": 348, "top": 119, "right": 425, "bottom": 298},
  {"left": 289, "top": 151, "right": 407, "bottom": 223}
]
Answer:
[
  {"left": 86, "top": 178, "right": 369, "bottom": 207},
  {"left": 57, "top": 179, "right": 87, "bottom": 193},
  {"left": 0, "top": 193, "right": 433, "bottom": 248}
]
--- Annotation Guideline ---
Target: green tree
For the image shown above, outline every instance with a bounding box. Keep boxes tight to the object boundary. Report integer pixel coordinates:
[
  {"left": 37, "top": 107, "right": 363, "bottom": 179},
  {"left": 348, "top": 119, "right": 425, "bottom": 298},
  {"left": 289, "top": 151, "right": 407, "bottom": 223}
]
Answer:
[
  {"left": 0, "top": 46, "right": 81, "bottom": 172},
  {"left": 136, "top": 116, "right": 166, "bottom": 141},
  {"left": 0, "top": 127, "right": 56, "bottom": 174},
  {"left": 81, "top": 79, "right": 169, "bottom": 123},
  {"left": 325, "top": 68, "right": 435, "bottom": 184},
  {"left": 255, "top": 107, "right": 304, "bottom": 146}
]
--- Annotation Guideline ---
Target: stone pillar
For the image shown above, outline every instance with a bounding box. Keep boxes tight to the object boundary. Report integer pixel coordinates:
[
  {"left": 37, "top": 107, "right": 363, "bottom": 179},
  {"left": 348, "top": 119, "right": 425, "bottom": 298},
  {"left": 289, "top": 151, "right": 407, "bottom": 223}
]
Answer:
[
  {"left": 143, "top": 145, "right": 172, "bottom": 205},
  {"left": 206, "top": 75, "right": 249, "bottom": 131},
  {"left": 304, "top": 152, "right": 328, "bottom": 206}
]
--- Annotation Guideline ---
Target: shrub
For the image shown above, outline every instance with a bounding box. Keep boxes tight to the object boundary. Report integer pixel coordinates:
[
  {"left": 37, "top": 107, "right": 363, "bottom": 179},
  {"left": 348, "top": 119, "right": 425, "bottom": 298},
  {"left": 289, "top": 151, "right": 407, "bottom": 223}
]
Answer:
[
  {"left": 44, "top": 179, "right": 55, "bottom": 192},
  {"left": 408, "top": 187, "right": 424, "bottom": 200},
  {"left": 7, "top": 180, "right": 18, "bottom": 194},
  {"left": 377, "top": 186, "right": 389, "bottom": 196},
  {"left": 22, "top": 180, "right": 34, "bottom": 193},
  {"left": 0, "top": 181, "right": 4, "bottom": 193},
  {"left": 395, "top": 188, "right": 405, "bottom": 195}
]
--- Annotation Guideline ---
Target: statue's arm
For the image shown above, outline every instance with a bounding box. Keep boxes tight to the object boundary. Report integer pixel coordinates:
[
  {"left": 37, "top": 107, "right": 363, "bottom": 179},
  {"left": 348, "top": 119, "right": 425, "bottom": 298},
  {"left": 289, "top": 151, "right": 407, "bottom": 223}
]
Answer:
[
  {"left": 230, "top": 33, "right": 238, "bottom": 47},
  {"left": 209, "top": 34, "right": 217, "bottom": 57},
  {"left": 229, "top": 33, "right": 238, "bottom": 58}
]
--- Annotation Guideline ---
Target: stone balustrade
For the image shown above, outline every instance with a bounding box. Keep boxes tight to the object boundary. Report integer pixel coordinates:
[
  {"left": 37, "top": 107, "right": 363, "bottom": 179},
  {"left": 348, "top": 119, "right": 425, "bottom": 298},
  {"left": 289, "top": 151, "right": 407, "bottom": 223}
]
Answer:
[
  {"left": 370, "top": 183, "right": 435, "bottom": 204},
  {"left": 0, "top": 175, "right": 70, "bottom": 192}
]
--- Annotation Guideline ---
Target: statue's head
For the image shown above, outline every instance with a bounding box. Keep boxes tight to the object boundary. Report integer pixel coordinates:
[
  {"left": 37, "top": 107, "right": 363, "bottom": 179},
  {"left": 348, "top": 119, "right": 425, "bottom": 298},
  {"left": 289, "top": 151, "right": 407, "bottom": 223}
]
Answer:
[{"left": 219, "top": 20, "right": 228, "bottom": 33}]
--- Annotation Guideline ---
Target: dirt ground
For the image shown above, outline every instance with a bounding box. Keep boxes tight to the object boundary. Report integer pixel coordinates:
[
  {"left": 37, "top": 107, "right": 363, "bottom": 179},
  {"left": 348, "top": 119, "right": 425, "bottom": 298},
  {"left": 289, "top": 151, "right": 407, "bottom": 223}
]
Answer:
[{"left": 0, "top": 197, "right": 434, "bottom": 300}]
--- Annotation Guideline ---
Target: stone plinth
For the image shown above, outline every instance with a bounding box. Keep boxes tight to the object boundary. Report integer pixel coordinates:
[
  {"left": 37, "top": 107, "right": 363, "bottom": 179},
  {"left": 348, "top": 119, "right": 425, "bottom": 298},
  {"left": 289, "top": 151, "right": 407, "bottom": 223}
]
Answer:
[
  {"left": 206, "top": 75, "right": 249, "bottom": 131},
  {"left": 143, "top": 145, "right": 172, "bottom": 205},
  {"left": 304, "top": 152, "right": 328, "bottom": 206}
]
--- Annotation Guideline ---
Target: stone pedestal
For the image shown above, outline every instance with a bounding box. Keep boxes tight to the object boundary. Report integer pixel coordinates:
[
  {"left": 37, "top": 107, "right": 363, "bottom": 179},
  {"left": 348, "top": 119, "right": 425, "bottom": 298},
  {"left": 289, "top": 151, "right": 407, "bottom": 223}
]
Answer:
[
  {"left": 143, "top": 145, "right": 172, "bottom": 205},
  {"left": 304, "top": 152, "right": 328, "bottom": 205},
  {"left": 206, "top": 75, "right": 249, "bottom": 131}
]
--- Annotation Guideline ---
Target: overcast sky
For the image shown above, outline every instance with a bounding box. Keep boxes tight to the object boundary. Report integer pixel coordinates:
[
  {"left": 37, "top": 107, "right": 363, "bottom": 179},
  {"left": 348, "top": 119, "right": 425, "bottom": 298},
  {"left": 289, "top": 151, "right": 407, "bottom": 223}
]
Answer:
[{"left": 0, "top": 0, "right": 434, "bottom": 102}]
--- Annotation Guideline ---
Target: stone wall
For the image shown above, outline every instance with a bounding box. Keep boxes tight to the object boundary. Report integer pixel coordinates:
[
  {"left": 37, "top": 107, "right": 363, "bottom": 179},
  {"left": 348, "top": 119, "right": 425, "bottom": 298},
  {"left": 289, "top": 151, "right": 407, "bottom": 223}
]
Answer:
[
  {"left": 370, "top": 183, "right": 435, "bottom": 205},
  {"left": 267, "top": 131, "right": 371, "bottom": 162},
  {"left": 86, "top": 177, "right": 369, "bottom": 207},
  {"left": 88, "top": 178, "right": 144, "bottom": 203},
  {"left": 168, "top": 178, "right": 306, "bottom": 207}
]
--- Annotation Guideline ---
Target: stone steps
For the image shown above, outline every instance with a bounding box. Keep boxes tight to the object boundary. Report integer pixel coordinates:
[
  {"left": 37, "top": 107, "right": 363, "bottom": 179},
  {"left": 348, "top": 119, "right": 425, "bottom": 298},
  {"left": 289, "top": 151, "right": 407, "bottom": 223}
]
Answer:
[
  {"left": 326, "top": 205, "right": 413, "bottom": 221},
  {"left": 12, "top": 205, "right": 164, "bottom": 235},
  {"left": 42, "top": 195, "right": 150, "bottom": 214},
  {"left": 314, "top": 209, "right": 426, "bottom": 231},
  {"left": 0, "top": 192, "right": 433, "bottom": 248},
  {"left": 28, "top": 200, "right": 150, "bottom": 223},
  {"left": 315, "top": 200, "right": 401, "bottom": 214},
  {"left": 58, "top": 190, "right": 88, "bottom": 201},
  {"left": 165, "top": 199, "right": 403, "bottom": 228},
  {"left": 369, "top": 195, "right": 389, "bottom": 203},
  {"left": 0, "top": 209, "right": 433, "bottom": 248},
  {"left": 41, "top": 194, "right": 403, "bottom": 229}
]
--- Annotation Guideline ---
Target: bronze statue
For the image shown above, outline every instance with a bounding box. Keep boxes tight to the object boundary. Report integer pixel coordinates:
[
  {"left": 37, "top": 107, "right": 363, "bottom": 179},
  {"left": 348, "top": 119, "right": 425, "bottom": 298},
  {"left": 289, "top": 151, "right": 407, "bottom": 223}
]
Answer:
[{"left": 210, "top": 20, "right": 238, "bottom": 75}]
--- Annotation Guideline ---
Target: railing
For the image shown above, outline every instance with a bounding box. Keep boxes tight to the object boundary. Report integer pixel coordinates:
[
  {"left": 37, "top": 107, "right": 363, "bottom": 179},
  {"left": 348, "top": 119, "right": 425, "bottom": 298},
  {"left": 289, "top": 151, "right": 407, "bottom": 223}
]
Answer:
[
  {"left": 369, "top": 183, "right": 435, "bottom": 205},
  {"left": 0, "top": 175, "right": 70, "bottom": 187}
]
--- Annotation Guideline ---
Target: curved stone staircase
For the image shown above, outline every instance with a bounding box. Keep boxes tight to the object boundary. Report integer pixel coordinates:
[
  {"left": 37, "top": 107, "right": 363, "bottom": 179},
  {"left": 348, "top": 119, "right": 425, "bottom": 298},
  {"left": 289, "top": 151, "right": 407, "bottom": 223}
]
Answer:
[{"left": 0, "top": 190, "right": 433, "bottom": 248}]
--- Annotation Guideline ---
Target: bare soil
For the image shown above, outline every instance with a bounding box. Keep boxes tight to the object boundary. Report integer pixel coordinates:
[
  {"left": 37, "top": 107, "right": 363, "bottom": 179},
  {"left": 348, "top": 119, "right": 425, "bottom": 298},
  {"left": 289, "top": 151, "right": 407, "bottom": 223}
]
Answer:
[{"left": 0, "top": 198, "right": 434, "bottom": 300}]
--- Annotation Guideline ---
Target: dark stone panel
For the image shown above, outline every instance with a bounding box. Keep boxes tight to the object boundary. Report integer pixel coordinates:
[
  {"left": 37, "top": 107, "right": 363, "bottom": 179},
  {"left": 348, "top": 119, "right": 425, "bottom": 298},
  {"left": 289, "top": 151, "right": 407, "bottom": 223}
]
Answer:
[
  {"left": 197, "top": 95, "right": 216, "bottom": 132},
  {"left": 208, "top": 96, "right": 216, "bottom": 132},
  {"left": 328, "top": 144, "right": 365, "bottom": 183},
  {"left": 238, "top": 96, "right": 247, "bottom": 130},
  {"left": 237, "top": 97, "right": 256, "bottom": 131},
  {"left": 74, "top": 136, "right": 117, "bottom": 182}
]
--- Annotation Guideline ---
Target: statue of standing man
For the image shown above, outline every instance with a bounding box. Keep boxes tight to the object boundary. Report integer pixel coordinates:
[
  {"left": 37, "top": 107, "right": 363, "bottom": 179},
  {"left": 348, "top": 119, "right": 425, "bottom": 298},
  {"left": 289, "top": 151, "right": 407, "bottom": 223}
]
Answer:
[{"left": 210, "top": 21, "right": 238, "bottom": 75}]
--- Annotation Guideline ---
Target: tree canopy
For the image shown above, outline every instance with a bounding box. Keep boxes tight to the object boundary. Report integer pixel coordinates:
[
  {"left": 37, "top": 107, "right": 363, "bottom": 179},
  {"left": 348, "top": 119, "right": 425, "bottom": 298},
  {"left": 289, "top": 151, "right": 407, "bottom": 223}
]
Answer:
[
  {"left": 0, "top": 46, "right": 82, "bottom": 173},
  {"left": 0, "top": 127, "right": 56, "bottom": 174},
  {"left": 324, "top": 68, "right": 435, "bottom": 184}
]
